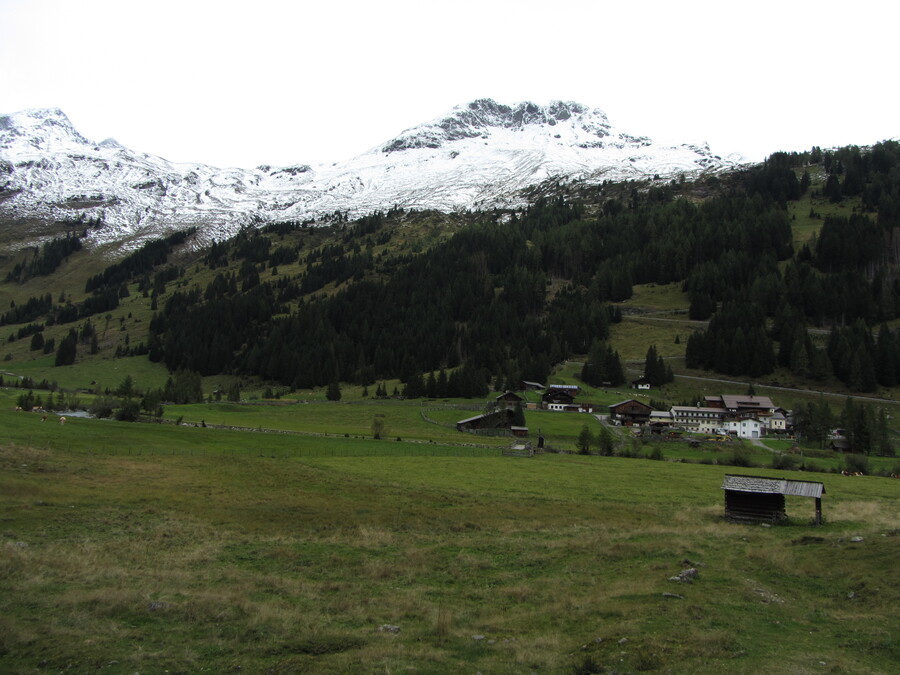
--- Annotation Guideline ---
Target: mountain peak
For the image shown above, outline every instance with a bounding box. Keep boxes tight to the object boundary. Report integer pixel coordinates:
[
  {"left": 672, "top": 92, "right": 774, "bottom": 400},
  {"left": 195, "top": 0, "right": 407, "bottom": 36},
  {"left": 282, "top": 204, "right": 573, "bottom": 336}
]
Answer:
[
  {"left": 463, "top": 98, "right": 597, "bottom": 126},
  {"left": 381, "top": 99, "right": 612, "bottom": 153},
  {"left": 0, "top": 101, "right": 741, "bottom": 253},
  {"left": 0, "top": 107, "right": 90, "bottom": 153}
]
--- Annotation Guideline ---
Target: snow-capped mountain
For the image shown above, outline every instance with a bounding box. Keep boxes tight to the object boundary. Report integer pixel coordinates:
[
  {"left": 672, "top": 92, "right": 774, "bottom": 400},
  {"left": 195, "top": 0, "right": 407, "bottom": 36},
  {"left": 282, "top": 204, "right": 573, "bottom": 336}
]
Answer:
[{"left": 0, "top": 100, "right": 743, "bottom": 251}]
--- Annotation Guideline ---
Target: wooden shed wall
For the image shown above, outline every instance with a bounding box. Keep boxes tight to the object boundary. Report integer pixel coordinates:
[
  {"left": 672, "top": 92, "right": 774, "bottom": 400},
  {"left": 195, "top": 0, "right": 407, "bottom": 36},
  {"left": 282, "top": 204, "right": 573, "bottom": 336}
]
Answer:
[{"left": 724, "top": 491, "right": 786, "bottom": 523}]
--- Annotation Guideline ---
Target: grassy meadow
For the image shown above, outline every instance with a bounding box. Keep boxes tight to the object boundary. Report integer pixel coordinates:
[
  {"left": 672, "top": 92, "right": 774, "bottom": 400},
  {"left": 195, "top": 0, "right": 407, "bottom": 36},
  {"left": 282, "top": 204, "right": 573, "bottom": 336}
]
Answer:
[
  {"left": 1, "top": 389, "right": 899, "bottom": 674},
  {"left": 2, "top": 429, "right": 898, "bottom": 674}
]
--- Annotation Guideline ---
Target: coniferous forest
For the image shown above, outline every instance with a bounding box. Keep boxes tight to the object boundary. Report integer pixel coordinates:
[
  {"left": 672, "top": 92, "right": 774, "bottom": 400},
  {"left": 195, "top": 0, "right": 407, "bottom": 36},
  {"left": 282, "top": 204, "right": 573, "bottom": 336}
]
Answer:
[
  {"left": 146, "top": 141, "right": 900, "bottom": 394},
  {"left": 5, "top": 141, "right": 900, "bottom": 397}
]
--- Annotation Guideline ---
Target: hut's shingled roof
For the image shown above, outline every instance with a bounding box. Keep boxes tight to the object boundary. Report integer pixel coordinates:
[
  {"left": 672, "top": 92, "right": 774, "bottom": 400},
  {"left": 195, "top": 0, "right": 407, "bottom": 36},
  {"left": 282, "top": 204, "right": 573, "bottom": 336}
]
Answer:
[{"left": 722, "top": 474, "right": 824, "bottom": 498}]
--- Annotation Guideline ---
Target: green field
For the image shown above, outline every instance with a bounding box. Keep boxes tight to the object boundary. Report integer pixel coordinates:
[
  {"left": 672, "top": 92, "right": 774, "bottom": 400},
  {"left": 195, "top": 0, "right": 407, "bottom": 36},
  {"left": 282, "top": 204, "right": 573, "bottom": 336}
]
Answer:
[{"left": 2, "top": 430, "right": 897, "bottom": 674}]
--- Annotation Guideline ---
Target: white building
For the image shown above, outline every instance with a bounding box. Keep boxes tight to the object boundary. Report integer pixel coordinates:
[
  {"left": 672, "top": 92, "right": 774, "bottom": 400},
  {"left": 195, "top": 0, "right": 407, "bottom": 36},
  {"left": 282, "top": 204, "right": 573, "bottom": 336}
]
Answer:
[
  {"left": 723, "top": 417, "right": 766, "bottom": 439},
  {"left": 670, "top": 406, "right": 726, "bottom": 433},
  {"left": 767, "top": 411, "right": 788, "bottom": 432}
]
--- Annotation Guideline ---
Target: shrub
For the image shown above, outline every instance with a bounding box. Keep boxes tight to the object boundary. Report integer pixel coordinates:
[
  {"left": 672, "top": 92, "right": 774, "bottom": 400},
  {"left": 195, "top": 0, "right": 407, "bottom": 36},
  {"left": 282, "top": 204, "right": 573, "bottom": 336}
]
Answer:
[
  {"left": 771, "top": 453, "right": 798, "bottom": 470},
  {"left": 725, "top": 448, "right": 756, "bottom": 467},
  {"left": 843, "top": 453, "right": 869, "bottom": 474},
  {"left": 89, "top": 396, "right": 117, "bottom": 418},
  {"left": 115, "top": 399, "right": 141, "bottom": 422}
]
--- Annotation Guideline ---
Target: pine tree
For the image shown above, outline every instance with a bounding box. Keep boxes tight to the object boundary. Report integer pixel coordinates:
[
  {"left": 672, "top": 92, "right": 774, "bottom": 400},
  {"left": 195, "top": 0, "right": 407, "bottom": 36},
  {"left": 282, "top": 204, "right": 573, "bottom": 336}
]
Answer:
[
  {"left": 644, "top": 346, "right": 659, "bottom": 384},
  {"left": 512, "top": 401, "right": 526, "bottom": 427},
  {"left": 372, "top": 416, "right": 385, "bottom": 439},
  {"left": 54, "top": 328, "right": 77, "bottom": 366},
  {"left": 597, "top": 424, "right": 615, "bottom": 456},
  {"left": 875, "top": 407, "right": 894, "bottom": 456},
  {"left": 117, "top": 374, "right": 136, "bottom": 399},
  {"left": 326, "top": 380, "right": 342, "bottom": 401},
  {"left": 689, "top": 292, "right": 716, "bottom": 320},
  {"left": 576, "top": 424, "right": 594, "bottom": 454},
  {"left": 790, "top": 340, "right": 809, "bottom": 376}
]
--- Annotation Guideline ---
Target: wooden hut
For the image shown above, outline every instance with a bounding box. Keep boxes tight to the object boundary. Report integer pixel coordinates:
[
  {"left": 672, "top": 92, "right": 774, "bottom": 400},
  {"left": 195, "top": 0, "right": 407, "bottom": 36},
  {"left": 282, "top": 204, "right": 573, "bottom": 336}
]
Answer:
[{"left": 721, "top": 474, "right": 825, "bottom": 525}]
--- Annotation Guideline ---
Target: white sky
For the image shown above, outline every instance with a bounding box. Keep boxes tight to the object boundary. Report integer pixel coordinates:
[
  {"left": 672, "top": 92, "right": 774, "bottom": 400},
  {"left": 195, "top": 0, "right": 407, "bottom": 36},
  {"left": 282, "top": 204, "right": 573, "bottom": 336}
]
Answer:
[{"left": 1, "top": 0, "right": 896, "bottom": 168}]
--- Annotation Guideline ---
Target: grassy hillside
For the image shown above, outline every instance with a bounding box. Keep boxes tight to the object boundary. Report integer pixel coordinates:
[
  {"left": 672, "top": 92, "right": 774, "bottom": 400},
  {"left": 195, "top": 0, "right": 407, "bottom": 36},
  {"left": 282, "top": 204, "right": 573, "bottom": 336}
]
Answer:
[{"left": 2, "top": 156, "right": 898, "bottom": 415}]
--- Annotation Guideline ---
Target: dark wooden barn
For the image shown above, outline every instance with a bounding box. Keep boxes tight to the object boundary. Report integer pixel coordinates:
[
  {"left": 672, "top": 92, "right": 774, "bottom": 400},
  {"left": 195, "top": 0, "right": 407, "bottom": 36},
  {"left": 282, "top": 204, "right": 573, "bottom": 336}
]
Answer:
[
  {"left": 542, "top": 385, "right": 579, "bottom": 407},
  {"left": 495, "top": 391, "right": 525, "bottom": 410},
  {"left": 608, "top": 399, "right": 653, "bottom": 426},
  {"left": 721, "top": 474, "right": 825, "bottom": 525},
  {"left": 456, "top": 409, "right": 515, "bottom": 432}
]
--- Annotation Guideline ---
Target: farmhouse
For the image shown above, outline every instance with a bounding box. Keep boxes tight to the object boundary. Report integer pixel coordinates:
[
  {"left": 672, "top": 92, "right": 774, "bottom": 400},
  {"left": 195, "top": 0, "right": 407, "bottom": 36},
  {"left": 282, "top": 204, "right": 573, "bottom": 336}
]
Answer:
[
  {"left": 542, "top": 384, "right": 580, "bottom": 411},
  {"left": 456, "top": 408, "right": 516, "bottom": 432},
  {"left": 721, "top": 474, "right": 825, "bottom": 524},
  {"left": 631, "top": 376, "right": 652, "bottom": 390},
  {"left": 495, "top": 391, "right": 524, "bottom": 410},
  {"left": 608, "top": 399, "right": 653, "bottom": 426}
]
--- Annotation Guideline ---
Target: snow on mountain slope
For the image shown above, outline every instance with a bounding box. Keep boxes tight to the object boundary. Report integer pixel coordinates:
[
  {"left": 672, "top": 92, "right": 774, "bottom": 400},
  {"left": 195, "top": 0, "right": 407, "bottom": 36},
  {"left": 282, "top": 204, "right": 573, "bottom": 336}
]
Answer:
[{"left": 0, "top": 100, "right": 743, "bottom": 251}]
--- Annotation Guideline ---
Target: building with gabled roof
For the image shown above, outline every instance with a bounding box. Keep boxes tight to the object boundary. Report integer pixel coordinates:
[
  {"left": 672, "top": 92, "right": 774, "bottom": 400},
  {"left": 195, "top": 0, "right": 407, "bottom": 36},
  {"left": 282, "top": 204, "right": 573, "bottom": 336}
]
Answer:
[
  {"left": 520, "top": 380, "right": 545, "bottom": 392},
  {"left": 495, "top": 391, "right": 524, "bottom": 409},
  {"left": 457, "top": 408, "right": 516, "bottom": 432},
  {"left": 721, "top": 474, "right": 825, "bottom": 524},
  {"left": 608, "top": 399, "right": 653, "bottom": 426},
  {"left": 631, "top": 376, "right": 652, "bottom": 390},
  {"left": 718, "top": 394, "right": 776, "bottom": 413},
  {"left": 671, "top": 406, "right": 726, "bottom": 433}
]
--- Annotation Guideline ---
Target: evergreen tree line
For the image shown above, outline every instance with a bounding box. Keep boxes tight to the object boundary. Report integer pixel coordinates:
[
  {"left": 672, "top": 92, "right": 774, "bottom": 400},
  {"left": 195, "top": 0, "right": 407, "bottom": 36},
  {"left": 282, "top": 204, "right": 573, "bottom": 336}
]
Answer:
[
  {"left": 5, "top": 233, "right": 82, "bottom": 283},
  {"left": 84, "top": 228, "right": 195, "bottom": 293},
  {"left": 682, "top": 141, "right": 900, "bottom": 380},
  {"left": 791, "top": 395, "right": 893, "bottom": 456},
  {"left": 580, "top": 340, "right": 626, "bottom": 387},
  {"left": 685, "top": 301, "right": 776, "bottom": 377},
  {"left": 819, "top": 142, "right": 900, "bottom": 220},
  {"left": 135, "top": 142, "right": 900, "bottom": 391},
  {"left": 643, "top": 345, "right": 674, "bottom": 386},
  {"left": 143, "top": 161, "right": 821, "bottom": 391},
  {"left": 149, "top": 200, "right": 624, "bottom": 393},
  {"left": 5, "top": 321, "right": 43, "bottom": 343},
  {"left": 1, "top": 294, "right": 54, "bottom": 326}
]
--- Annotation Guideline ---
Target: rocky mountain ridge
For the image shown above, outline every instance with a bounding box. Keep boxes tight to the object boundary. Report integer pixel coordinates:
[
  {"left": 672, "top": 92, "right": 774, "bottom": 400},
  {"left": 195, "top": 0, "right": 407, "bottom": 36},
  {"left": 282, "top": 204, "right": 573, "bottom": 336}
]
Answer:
[{"left": 0, "top": 100, "right": 743, "bottom": 252}]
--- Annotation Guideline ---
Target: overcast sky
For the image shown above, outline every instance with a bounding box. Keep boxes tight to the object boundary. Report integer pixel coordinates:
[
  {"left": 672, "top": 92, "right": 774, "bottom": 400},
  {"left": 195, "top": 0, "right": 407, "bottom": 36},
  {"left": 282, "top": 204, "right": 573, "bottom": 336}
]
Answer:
[{"left": 1, "top": 0, "right": 896, "bottom": 168}]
